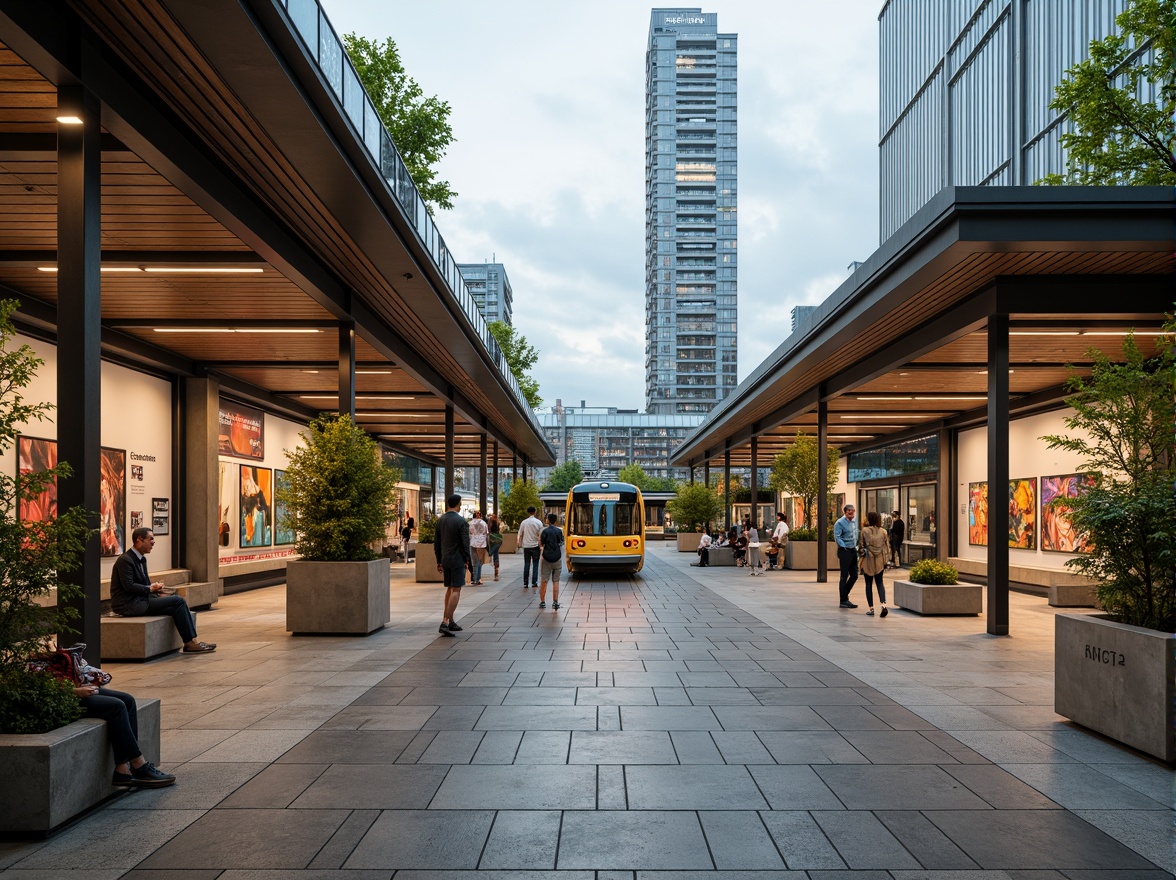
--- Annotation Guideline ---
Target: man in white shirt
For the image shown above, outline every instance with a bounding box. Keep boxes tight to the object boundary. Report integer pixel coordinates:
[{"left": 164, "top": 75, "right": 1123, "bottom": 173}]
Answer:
[
  {"left": 517, "top": 506, "right": 544, "bottom": 589},
  {"left": 468, "top": 510, "right": 489, "bottom": 585},
  {"left": 772, "top": 512, "right": 790, "bottom": 543}
]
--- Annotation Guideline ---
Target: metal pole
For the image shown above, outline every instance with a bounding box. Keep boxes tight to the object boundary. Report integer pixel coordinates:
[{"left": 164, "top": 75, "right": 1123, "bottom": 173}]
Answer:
[
  {"left": 444, "top": 404, "right": 454, "bottom": 499},
  {"left": 479, "top": 434, "right": 488, "bottom": 514},
  {"left": 817, "top": 396, "right": 829, "bottom": 584},
  {"left": 338, "top": 322, "right": 355, "bottom": 419},
  {"left": 750, "top": 436, "right": 759, "bottom": 531},
  {"left": 987, "top": 313, "right": 1011, "bottom": 635}
]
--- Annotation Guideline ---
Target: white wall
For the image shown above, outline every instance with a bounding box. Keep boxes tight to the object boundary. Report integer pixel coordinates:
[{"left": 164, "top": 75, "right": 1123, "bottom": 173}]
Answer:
[
  {"left": 217, "top": 410, "right": 306, "bottom": 563},
  {"left": 0, "top": 334, "right": 175, "bottom": 576},
  {"left": 955, "top": 409, "right": 1091, "bottom": 569}
]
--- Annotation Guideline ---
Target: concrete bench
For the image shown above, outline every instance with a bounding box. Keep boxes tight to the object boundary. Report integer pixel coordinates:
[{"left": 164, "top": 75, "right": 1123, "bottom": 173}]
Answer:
[
  {"left": 173, "top": 581, "right": 218, "bottom": 610},
  {"left": 949, "top": 557, "right": 1098, "bottom": 606},
  {"left": 100, "top": 611, "right": 196, "bottom": 661},
  {"left": 0, "top": 697, "right": 160, "bottom": 835},
  {"left": 893, "top": 580, "right": 983, "bottom": 615}
]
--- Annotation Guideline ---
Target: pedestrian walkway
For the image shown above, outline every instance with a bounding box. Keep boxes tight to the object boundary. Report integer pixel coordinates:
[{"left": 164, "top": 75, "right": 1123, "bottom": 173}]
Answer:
[{"left": 1, "top": 544, "right": 1171, "bottom": 877}]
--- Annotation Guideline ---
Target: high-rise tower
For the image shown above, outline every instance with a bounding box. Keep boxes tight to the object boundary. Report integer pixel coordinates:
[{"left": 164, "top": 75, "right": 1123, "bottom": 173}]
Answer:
[{"left": 645, "top": 8, "right": 737, "bottom": 415}]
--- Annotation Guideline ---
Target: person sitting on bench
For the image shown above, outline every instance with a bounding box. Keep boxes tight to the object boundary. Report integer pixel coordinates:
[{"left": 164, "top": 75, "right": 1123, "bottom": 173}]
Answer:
[{"left": 110, "top": 528, "right": 216, "bottom": 654}]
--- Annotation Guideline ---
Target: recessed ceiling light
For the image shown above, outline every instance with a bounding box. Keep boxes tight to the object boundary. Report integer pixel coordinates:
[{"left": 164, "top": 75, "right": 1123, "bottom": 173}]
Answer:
[
  {"left": 153, "top": 328, "right": 320, "bottom": 334},
  {"left": 855, "top": 395, "right": 913, "bottom": 401},
  {"left": 356, "top": 370, "right": 393, "bottom": 375},
  {"left": 143, "top": 267, "right": 264, "bottom": 274},
  {"left": 56, "top": 115, "right": 83, "bottom": 125},
  {"left": 37, "top": 266, "right": 144, "bottom": 273}
]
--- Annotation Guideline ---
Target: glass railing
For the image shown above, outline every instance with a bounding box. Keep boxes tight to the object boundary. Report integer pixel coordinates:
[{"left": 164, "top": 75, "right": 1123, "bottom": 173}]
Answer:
[{"left": 273, "top": 0, "right": 535, "bottom": 419}]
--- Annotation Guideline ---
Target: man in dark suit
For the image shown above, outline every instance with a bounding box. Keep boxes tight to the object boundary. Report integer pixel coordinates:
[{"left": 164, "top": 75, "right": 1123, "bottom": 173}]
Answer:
[
  {"left": 110, "top": 527, "right": 216, "bottom": 653},
  {"left": 434, "top": 494, "right": 472, "bottom": 637}
]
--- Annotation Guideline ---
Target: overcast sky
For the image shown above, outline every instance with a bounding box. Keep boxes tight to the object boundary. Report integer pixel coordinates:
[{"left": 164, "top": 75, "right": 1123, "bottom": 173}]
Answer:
[{"left": 322, "top": 0, "right": 881, "bottom": 411}]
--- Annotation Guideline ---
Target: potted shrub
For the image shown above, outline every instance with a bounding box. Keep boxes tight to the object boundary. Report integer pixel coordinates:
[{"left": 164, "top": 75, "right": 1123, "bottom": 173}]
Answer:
[
  {"left": 414, "top": 514, "right": 442, "bottom": 583},
  {"left": 893, "top": 558, "right": 982, "bottom": 615},
  {"left": 500, "top": 479, "right": 541, "bottom": 554},
  {"left": 278, "top": 414, "right": 400, "bottom": 635},
  {"left": 666, "top": 482, "right": 720, "bottom": 551},
  {"left": 0, "top": 300, "right": 159, "bottom": 834},
  {"left": 1044, "top": 334, "right": 1176, "bottom": 762},
  {"left": 783, "top": 525, "right": 839, "bottom": 570}
]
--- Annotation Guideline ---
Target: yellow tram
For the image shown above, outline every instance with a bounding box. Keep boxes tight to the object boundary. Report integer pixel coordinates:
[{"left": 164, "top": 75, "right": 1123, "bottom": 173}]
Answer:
[{"left": 564, "top": 481, "right": 645, "bottom": 574}]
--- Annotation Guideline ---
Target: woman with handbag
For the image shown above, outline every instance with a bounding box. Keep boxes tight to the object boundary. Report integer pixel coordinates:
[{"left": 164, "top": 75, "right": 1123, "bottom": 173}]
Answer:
[{"left": 859, "top": 511, "right": 890, "bottom": 617}]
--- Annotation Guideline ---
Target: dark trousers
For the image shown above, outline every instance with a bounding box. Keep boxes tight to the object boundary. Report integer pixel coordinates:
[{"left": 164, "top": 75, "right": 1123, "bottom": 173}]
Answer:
[
  {"left": 698, "top": 548, "right": 709, "bottom": 566},
  {"left": 889, "top": 536, "right": 902, "bottom": 565},
  {"left": 523, "top": 547, "right": 541, "bottom": 585},
  {"left": 144, "top": 595, "right": 197, "bottom": 643},
  {"left": 837, "top": 547, "right": 858, "bottom": 601},
  {"left": 864, "top": 572, "right": 886, "bottom": 606},
  {"left": 80, "top": 688, "right": 140, "bottom": 764}
]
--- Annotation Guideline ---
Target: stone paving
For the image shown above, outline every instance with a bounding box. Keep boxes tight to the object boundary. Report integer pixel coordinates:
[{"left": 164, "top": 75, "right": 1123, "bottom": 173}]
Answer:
[{"left": 1, "top": 543, "right": 1172, "bottom": 878}]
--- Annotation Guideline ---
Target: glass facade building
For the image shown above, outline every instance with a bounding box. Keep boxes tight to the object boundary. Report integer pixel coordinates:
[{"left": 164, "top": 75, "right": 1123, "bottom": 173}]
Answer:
[
  {"left": 645, "top": 8, "right": 738, "bottom": 415},
  {"left": 879, "top": 0, "right": 1158, "bottom": 240},
  {"left": 457, "top": 262, "right": 514, "bottom": 326},
  {"left": 534, "top": 403, "right": 704, "bottom": 483}
]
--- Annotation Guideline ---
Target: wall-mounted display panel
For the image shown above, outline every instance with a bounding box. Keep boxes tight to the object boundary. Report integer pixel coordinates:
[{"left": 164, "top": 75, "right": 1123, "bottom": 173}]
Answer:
[
  {"left": 1041, "top": 473, "right": 1093, "bottom": 553},
  {"left": 99, "top": 447, "right": 126, "bottom": 557},
  {"left": 219, "top": 399, "right": 265, "bottom": 460},
  {"left": 240, "top": 465, "right": 272, "bottom": 547},
  {"left": 17, "top": 436, "right": 57, "bottom": 523},
  {"left": 968, "top": 480, "right": 987, "bottom": 546}
]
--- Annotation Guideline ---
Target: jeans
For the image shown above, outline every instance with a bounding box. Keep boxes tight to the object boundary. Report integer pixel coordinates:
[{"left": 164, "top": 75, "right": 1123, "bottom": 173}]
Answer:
[
  {"left": 864, "top": 572, "right": 886, "bottom": 607},
  {"left": 523, "top": 546, "right": 540, "bottom": 585},
  {"left": 80, "top": 688, "right": 141, "bottom": 764},
  {"left": 837, "top": 546, "right": 858, "bottom": 602},
  {"left": 471, "top": 549, "right": 484, "bottom": 584},
  {"left": 144, "top": 595, "right": 197, "bottom": 643}
]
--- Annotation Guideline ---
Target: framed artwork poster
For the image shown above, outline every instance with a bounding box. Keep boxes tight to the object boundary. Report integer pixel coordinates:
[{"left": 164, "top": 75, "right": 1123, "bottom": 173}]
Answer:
[
  {"left": 967, "top": 481, "right": 987, "bottom": 546},
  {"left": 99, "top": 447, "right": 126, "bottom": 557},
  {"left": 1008, "top": 478, "right": 1036, "bottom": 549},
  {"left": 1041, "top": 474, "right": 1094, "bottom": 553},
  {"left": 17, "top": 435, "right": 57, "bottom": 524},
  {"left": 239, "top": 465, "right": 272, "bottom": 547},
  {"left": 273, "top": 469, "right": 295, "bottom": 546}
]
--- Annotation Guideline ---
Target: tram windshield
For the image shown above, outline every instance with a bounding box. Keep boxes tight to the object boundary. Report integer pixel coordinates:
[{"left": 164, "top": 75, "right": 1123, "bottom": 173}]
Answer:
[{"left": 569, "top": 493, "right": 641, "bottom": 536}]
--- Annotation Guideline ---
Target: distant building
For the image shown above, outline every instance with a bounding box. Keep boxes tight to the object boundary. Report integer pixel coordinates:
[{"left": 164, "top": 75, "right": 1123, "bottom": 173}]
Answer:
[
  {"left": 644, "top": 8, "right": 738, "bottom": 415},
  {"left": 457, "top": 262, "right": 513, "bottom": 326},
  {"left": 533, "top": 400, "right": 703, "bottom": 485},
  {"left": 879, "top": 0, "right": 1160, "bottom": 239}
]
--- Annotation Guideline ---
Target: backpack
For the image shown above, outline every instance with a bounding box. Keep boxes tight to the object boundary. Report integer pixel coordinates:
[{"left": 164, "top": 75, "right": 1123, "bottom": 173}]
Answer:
[{"left": 541, "top": 526, "right": 563, "bottom": 562}]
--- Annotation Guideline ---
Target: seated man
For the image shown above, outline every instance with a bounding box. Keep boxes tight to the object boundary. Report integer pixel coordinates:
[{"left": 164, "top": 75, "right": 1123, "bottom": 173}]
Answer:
[{"left": 110, "top": 528, "right": 216, "bottom": 654}]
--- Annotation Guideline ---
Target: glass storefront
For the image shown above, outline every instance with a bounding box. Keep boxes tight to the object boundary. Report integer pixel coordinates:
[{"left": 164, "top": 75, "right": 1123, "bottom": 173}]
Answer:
[{"left": 858, "top": 481, "right": 936, "bottom": 564}]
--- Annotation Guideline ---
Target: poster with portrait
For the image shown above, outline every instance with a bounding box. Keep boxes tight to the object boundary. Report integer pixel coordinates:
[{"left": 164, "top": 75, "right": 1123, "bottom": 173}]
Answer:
[
  {"left": 273, "top": 469, "right": 296, "bottom": 545},
  {"left": 1041, "top": 474, "right": 1094, "bottom": 553},
  {"left": 218, "top": 398, "right": 265, "bottom": 460},
  {"left": 967, "top": 481, "right": 987, "bottom": 545},
  {"left": 99, "top": 447, "right": 126, "bottom": 557},
  {"left": 239, "top": 465, "right": 272, "bottom": 547},
  {"left": 17, "top": 436, "right": 57, "bottom": 523},
  {"left": 1008, "top": 478, "right": 1036, "bottom": 549}
]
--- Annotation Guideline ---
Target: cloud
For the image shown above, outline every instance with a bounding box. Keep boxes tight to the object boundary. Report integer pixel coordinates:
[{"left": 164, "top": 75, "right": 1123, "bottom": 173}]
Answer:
[{"left": 323, "top": 0, "right": 881, "bottom": 410}]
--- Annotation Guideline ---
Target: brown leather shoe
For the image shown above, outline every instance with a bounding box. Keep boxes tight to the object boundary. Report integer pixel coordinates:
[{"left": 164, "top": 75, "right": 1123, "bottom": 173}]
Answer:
[{"left": 183, "top": 641, "right": 217, "bottom": 653}]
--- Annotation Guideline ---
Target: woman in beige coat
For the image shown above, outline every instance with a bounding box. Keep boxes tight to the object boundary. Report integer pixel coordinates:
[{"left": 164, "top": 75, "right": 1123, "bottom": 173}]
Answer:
[{"left": 859, "top": 511, "right": 890, "bottom": 617}]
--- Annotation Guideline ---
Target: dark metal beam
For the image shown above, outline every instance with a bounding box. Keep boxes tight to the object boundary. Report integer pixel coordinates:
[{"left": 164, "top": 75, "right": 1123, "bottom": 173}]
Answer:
[
  {"left": 816, "top": 393, "right": 828, "bottom": 584},
  {"left": 479, "top": 433, "right": 488, "bottom": 515},
  {"left": 0, "top": 131, "right": 129, "bottom": 160},
  {"left": 444, "top": 404, "right": 454, "bottom": 499},
  {"left": 986, "top": 314, "right": 1010, "bottom": 636},
  {"left": 338, "top": 322, "right": 355, "bottom": 420},
  {"left": 0, "top": 249, "right": 266, "bottom": 265},
  {"left": 749, "top": 435, "right": 758, "bottom": 532}
]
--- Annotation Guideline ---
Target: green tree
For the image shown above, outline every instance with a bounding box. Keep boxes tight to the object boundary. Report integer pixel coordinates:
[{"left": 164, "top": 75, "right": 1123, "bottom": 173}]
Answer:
[
  {"left": 1038, "top": 0, "right": 1175, "bottom": 186},
  {"left": 278, "top": 414, "right": 402, "bottom": 561},
  {"left": 1042, "top": 332, "right": 1176, "bottom": 632},
  {"left": 617, "top": 464, "right": 652, "bottom": 490},
  {"left": 768, "top": 433, "right": 840, "bottom": 530},
  {"left": 343, "top": 34, "right": 458, "bottom": 211},
  {"left": 0, "top": 299, "right": 90, "bottom": 733},
  {"left": 500, "top": 479, "right": 541, "bottom": 531},
  {"left": 543, "top": 460, "right": 584, "bottom": 492},
  {"left": 666, "top": 482, "right": 721, "bottom": 533},
  {"left": 488, "top": 320, "right": 542, "bottom": 408}
]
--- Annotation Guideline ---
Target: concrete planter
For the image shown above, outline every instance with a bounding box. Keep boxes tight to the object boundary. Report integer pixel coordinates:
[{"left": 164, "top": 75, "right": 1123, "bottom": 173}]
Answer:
[
  {"left": 415, "top": 544, "right": 442, "bottom": 583},
  {"left": 0, "top": 698, "right": 160, "bottom": 835},
  {"left": 677, "top": 532, "right": 703, "bottom": 552},
  {"left": 500, "top": 533, "right": 518, "bottom": 554},
  {"left": 893, "top": 579, "right": 983, "bottom": 615},
  {"left": 285, "top": 558, "right": 390, "bottom": 635},
  {"left": 1055, "top": 613, "right": 1175, "bottom": 762},
  {"left": 786, "top": 541, "right": 838, "bottom": 570}
]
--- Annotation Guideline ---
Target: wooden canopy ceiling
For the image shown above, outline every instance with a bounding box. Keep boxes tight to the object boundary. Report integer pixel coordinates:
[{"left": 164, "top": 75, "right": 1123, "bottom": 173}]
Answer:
[
  {"left": 0, "top": 2, "right": 553, "bottom": 469},
  {"left": 673, "top": 188, "right": 1175, "bottom": 470}
]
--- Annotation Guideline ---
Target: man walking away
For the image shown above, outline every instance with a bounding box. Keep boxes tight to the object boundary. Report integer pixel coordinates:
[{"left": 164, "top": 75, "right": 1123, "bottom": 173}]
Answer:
[
  {"left": 518, "top": 505, "right": 543, "bottom": 589},
  {"left": 888, "top": 510, "right": 905, "bottom": 569},
  {"left": 834, "top": 504, "right": 859, "bottom": 608},
  {"left": 435, "top": 494, "right": 472, "bottom": 636},
  {"left": 538, "top": 513, "right": 564, "bottom": 609}
]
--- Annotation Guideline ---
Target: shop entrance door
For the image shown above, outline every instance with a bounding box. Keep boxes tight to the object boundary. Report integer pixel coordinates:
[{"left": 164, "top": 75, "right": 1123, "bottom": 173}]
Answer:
[{"left": 857, "top": 482, "right": 937, "bottom": 565}]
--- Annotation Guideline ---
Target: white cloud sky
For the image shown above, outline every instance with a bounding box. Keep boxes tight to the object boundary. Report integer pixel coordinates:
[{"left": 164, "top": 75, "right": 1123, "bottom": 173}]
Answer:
[{"left": 322, "top": 0, "right": 881, "bottom": 410}]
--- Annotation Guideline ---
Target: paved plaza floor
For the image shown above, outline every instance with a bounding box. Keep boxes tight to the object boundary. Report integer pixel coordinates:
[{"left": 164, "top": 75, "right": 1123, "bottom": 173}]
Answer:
[{"left": 2, "top": 542, "right": 1172, "bottom": 878}]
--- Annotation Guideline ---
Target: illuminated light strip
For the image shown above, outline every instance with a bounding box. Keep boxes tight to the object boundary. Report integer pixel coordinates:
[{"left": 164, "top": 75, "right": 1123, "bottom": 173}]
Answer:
[
  {"left": 38, "top": 266, "right": 144, "bottom": 273},
  {"left": 56, "top": 115, "right": 83, "bottom": 124},
  {"left": 152, "top": 328, "right": 320, "bottom": 334},
  {"left": 143, "top": 267, "right": 265, "bottom": 274}
]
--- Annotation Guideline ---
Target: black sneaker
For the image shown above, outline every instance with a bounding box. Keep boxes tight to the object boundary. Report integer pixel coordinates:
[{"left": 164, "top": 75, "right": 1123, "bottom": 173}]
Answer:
[
  {"left": 539, "top": 601, "right": 546, "bottom": 608},
  {"left": 552, "top": 602, "right": 560, "bottom": 609},
  {"left": 839, "top": 601, "right": 858, "bottom": 609},
  {"left": 439, "top": 623, "right": 456, "bottom": 637},
  {"left": 448, "top": 621, "right": 463, "bottom": 632},
  {"left": 130, "top": 762, "right": 176, "bottom": 787},
  {"left": 880, "top": 606, "right": 889, "bottom": 618},
  {"left": 112, "top": 771, "right": 135, "bottom": 787}
]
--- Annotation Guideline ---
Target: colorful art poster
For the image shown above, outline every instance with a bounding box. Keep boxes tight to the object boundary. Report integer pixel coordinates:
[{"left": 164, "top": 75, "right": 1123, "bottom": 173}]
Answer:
[
  {"left": 1008, "top": 478, "right": 1036, "bottom": 549},
  {"left": 968, "top": 481, "right": 988, "bottom": 546},
  {"left": 1041, "top": 474, "right": 1094, "bottom": 553},
  {"left": 239, "top": 465, "right": 272, "bottom": 547},
  {"left": 17, "top": 436, "right": 57, "bottom": 523},
  {"left": 99, "top": 447, "right": 126, "bottom": 557},
  {"left": 218, "top": 461, "right": 231, "bottom": 547},
  {"left": 273, "top": 469, "right": 296, "bottom": 546},
  {"left": 218, "top": 398, "right": 265, "bottom": 460}
]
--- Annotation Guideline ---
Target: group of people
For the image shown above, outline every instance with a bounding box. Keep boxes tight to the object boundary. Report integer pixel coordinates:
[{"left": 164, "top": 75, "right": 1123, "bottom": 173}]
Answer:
[
  {"left": 835, "top": 504, "right": 906, "bottom": 617},
  {"left": 697, "top": 512, "right": 791, "bottom": 575},
  {"left": 433, "top": 499, "right": 564, "bottom": 636}
]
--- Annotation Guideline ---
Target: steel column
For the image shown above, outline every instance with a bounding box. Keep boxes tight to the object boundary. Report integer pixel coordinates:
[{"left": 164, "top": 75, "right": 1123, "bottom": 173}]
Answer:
[
  {"left": 444, "top": 404, "right": 454, "bottom": 500},
  {"left": 986, "top": 314, "right": 1011, "bottom": 635},
  {"left": 749, "top": 436, "right": 759, "bottom": 531},
  {"left": 479, "top": 433, "right": 488, "bottom": 514},
  {"left": 492, "top": 444, "right": 499, "bottom": 516},
  {"left": 56, "top": 87, "right": 102, "bottom": 662},
  {"left": 817, "top": 395, "right": 829, "bottom": 584},
  {"left": 723, "top": 448, "right": 731, "bottom": 530},
  {"left": 338, "top": 321, "right": 355, "bottom": 419}
]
